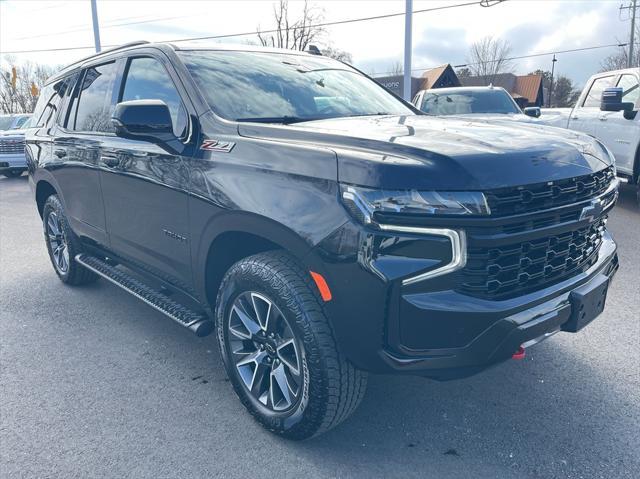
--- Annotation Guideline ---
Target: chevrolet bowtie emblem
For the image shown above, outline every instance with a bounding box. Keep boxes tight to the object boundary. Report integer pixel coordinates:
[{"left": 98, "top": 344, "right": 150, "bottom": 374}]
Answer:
[{"left": 579, "top": 198, "right": 604, "bottom": 222}]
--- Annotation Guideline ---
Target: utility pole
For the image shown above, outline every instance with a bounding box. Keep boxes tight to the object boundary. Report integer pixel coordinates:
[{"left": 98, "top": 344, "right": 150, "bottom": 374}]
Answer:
[
  {"left": 90, "top": 0, "right": 102, "bottom": 53},
  {"left": 621, "top": 0, "right": 638, "bottom": 67},
  {"left": 630, "top": 0, "right": 637, "bottom": 67},
  {"left": 403, "top": 0, "right": 413, "bottom": 101},
  {"left": 548, "top": 54, "right": 557, "bottom": 108}
]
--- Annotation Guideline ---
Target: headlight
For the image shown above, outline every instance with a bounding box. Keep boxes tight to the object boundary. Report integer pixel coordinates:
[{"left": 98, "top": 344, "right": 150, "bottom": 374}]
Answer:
[{"left": 341, "top": 184, "right": 490, "bottom": 223}]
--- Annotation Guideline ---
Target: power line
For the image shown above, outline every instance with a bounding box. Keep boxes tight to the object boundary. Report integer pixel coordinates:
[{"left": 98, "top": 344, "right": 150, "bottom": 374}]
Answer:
[
  {"left": 0, "top": 0, "right": 503, "bottom": 55},
  {"left": 454, "top": 42, "right": 629, "bottom": 67},
  {"left": 373, "top": 42, "right": 629, "bottom": 76},
  {"left": 14, "top": 14, "right": 197, "bottom": 41},
  {"left": 167, "top": 0, "right": 498, "bottom": 44}
]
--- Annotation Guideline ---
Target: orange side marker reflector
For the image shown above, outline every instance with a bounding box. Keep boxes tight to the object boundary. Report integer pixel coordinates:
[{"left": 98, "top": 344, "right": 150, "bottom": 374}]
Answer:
[{"left": 310, "top": 271, "right": 332, "bottom": 302}]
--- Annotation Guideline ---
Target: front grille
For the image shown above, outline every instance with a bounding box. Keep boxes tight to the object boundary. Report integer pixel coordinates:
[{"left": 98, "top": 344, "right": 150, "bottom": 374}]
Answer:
[
  {"left": 461, "top": 216, "right": 607, "bottom": 299},
  {"left": 0, "top": 138, "right": 25, "bottom": 154},
  {"left": 485, "top": 167, "right": 615, "bottom": 216}
]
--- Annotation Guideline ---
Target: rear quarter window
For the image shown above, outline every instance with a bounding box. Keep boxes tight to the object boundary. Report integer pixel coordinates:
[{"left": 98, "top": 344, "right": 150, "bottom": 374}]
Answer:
[
  {"left": 32, "top": 75, "right": 74, "bottom": 129},
  {"left": 617, "top": 74, "right": 639, "bottom": 106}
]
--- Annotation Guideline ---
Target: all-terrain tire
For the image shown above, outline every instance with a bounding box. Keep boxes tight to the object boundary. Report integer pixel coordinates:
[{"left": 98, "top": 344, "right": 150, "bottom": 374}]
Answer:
[
  {"left": 215, "top": 250, "right": 367, "bottom": 439},
  {"left": 43, "top": 194, "right": 98, "bottom": 285}
]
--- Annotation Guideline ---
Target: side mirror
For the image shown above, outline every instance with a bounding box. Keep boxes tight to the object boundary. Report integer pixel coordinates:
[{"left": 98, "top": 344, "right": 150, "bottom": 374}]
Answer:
[
  {"left": 111, "top": 100, "right": 175, "bottom": 144},
  {"left": 600, "top": 87, "right": 635, "bottom": 113},
  {"left": 523, "top": 106, "right": 541, "bottom": 118}
]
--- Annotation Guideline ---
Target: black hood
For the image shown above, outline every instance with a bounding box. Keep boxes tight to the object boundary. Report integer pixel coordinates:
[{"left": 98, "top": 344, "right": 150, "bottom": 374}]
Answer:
[{"left": 238, "top": 114, "right": 612, "bottom": 190}]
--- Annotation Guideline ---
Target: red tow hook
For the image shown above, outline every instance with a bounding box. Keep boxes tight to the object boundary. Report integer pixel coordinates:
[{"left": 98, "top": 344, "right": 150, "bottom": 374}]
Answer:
[{"left": 512, "top": 346, "right": 526, "bottom": 360}]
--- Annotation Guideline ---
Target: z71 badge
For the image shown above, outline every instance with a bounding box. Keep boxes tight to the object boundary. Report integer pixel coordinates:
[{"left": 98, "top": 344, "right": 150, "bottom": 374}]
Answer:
[{"left": 201, "top": 139, "right": 236, "bottom": 152}]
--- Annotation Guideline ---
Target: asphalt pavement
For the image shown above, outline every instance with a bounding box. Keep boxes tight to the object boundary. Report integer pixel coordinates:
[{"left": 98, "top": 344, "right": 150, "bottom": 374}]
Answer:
[{"left": 1, "top": 175, "right": 639, "bottom": 479}]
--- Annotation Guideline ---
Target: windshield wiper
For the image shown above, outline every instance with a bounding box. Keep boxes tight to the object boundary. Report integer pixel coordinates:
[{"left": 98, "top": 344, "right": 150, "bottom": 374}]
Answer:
[
  {"left": 342, "top": 112, "right": 394, "bottom": 118},
  {"left": 236, "top": 113, "right": 397, "bottom": 124},
  {"left": 236, "top": 116, "right": 319, "bottom": 124}
]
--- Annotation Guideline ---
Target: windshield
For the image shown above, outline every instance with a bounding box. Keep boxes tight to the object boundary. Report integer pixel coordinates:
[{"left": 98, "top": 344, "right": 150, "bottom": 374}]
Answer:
[
  {"left": 0, "top": 116, "right": 15, "bottom": 130},
  {"left": 179, "top": 50, "right": 414, "bottom": 123},
  {"left": 19, "top": 117, "right": 34, "bottom": 129},
  {"left": 420, "top": 89, "right": 521, "bottom": 115},
  {"left": 14, "top": 115, "right": 30, "bottom": 128}
]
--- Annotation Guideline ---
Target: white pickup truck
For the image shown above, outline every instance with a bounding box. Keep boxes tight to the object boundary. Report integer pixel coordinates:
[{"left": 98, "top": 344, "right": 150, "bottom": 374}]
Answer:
[{"left": 540, "top": 68, "right": 639, "bottom": 185}]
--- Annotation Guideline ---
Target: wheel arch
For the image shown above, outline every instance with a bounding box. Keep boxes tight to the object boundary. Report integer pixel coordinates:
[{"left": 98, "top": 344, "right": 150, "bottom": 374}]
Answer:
[
  {"left": 35, "top": 179, "right": 58, "bottom": 218},
  {"left": 198, "top": 212, "right": 315, "bottom": 309}
]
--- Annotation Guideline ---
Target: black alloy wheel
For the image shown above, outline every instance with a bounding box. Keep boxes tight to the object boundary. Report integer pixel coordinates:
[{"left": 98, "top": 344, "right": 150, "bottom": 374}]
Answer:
[{"left": 227, "top": 291, "right": 303, "bottom": 412}]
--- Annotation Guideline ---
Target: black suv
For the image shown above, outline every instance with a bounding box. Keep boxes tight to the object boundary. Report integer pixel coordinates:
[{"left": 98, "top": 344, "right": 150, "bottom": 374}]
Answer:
[{"left": 26, "top": 41, "right": 619, "bottom": 439}]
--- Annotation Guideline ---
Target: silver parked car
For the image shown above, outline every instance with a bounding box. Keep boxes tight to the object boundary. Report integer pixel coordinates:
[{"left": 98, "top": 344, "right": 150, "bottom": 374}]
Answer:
[
  {"left": 0, "top": 114, "right": 31, "bottom": 178},
  {"left": 412, "top": 86, "right": 541, "bottom": 120}
]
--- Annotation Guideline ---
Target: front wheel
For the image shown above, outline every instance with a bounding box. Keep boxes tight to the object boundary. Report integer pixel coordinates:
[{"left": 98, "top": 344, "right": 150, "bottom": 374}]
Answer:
[
  {"left": 216, "top": 251, "right": 367, "bottom": 439},
  {"left": 3, "top": 170, "right": 23, "bottom": 178}
]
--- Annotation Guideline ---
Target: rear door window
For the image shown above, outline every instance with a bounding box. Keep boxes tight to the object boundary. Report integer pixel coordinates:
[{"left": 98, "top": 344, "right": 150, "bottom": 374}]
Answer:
[
  {"left": 120, "top": 57, "right": 187, "bottom": 137},
  {"left": 617, "top": 74, "right": 639, "bottom": 106},
  {"left": 70, "top": 62, "right": 118, "bottom": 133}
]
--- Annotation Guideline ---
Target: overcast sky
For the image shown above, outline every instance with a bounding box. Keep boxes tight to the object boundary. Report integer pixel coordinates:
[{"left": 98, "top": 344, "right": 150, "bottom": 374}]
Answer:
[{"left": 0, "top": 0, "right": 633, "bottom": 87}]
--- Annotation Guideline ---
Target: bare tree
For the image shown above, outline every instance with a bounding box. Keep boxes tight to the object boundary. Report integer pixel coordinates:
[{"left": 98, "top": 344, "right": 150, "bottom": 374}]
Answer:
[
  {"left": 0, "top": 57, "right": 58, "bottom": 113},
  {"left": 321, "top": 46, "right": 352, "bottom": 63},
  {"left": 600, "top": 41, "right": 640, "bottom": 71},
  {"left": 466, "top": 36, "right": 513, "bottom": 84},
  {"left": 456, "top": 67, "right": 472, "bottom": 79},
  {"left": 257, "top": 0, "right": 325, "bottom": 51},
  {"left": 388, "top": 61, "right": 403, "bottom": 76},
  {"left": 600, "top": 17, "right": 640, "bottom": 71}
]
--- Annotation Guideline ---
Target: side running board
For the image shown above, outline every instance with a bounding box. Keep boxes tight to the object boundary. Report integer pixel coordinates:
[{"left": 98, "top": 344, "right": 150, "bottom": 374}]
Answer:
[{"left": 75, "top": 254, "right": 214, "bottom": 337}]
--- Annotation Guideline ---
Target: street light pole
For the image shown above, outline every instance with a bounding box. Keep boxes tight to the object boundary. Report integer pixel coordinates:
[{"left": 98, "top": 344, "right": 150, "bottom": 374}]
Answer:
[
  {"left": 90, "top": 0, "right": 102, "bottom": 53},
  {"left": 403, "top": 0, "right": 413, "bottom": 101}
]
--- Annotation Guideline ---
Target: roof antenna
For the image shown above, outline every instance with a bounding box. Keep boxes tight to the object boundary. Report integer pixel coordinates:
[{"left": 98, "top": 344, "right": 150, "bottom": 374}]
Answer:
[{"left": 307, "top": 45, "right": 322, "bottom": 56}]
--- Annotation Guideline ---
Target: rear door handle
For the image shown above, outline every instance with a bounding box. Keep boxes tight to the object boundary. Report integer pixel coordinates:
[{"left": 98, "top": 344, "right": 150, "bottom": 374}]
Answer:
[
  {"left": 102, "top": 156, "right": 120, "bottom": 168},
  {"left": 599, "top": 116, "right": 607, "bottom": 121},
  {"left": 54, "top": 149, "right": 67, "bottom": 158}
]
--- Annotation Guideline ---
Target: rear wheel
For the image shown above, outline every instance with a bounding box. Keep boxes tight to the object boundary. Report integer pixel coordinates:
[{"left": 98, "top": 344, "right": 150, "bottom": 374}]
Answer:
[
  {"left": 215, "top": 251, "right": 367, "bottom": 439},
  {"left": 43, "top": 195, "right": 97, "bottom": 285}
]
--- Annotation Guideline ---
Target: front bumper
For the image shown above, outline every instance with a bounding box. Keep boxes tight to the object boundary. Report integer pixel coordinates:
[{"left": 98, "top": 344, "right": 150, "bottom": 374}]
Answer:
[
  {"left": 0, "top": 154, "right": 27, "bottom": 172},
  {"left": 311, "top": 216, "right": 618, "bottom": 380},
  {"left": 380, "top": 233, "right": 618, "bottom": 379}
]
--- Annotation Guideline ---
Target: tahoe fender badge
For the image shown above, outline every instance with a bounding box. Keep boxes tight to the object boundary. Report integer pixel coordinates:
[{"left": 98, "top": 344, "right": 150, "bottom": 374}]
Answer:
[
  {"left": 163, "top": 229, "right": 188, "bottom": 243},
  {"left": 201, "top": 139, "right": 235, "bottom": 152}
]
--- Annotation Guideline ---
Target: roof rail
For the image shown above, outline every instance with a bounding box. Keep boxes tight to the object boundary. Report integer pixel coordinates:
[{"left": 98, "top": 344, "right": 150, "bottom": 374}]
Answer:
[
  {"left": 71, "top": 40, "right": 150, "bottom": 67},
  {"left": 50, "top": 41, "right": 150, "bottom": 81},
  {"left": 94, "top": 40, "right": 150, "bottom": 57}
]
